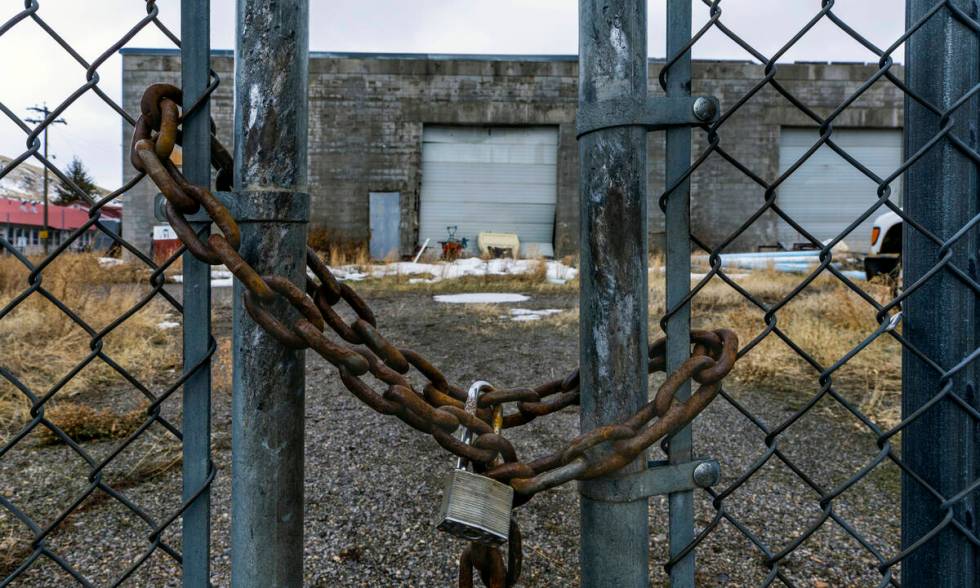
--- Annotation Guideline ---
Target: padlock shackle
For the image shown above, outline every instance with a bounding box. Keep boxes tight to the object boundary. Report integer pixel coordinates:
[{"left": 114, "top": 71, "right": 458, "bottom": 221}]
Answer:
[{"left": 456, "top": 381, "right": 493, "bottom": 470}]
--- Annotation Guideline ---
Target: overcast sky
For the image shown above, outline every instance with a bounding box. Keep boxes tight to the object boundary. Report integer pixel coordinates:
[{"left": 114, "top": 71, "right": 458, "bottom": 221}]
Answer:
[{"left": 0, "top": 1, "right": 906, "bottom": 189}]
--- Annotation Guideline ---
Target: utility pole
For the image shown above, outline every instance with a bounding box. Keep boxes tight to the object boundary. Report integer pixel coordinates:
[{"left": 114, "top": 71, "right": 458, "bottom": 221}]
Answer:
[{"left": 26, "top": 105, "right": 67, "bottom": 255}]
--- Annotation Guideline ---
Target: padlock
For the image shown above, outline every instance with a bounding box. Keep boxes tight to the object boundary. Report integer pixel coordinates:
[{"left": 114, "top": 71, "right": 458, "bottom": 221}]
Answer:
[{"left": 436, "top": 381, "right": 514, "bottom": 546}]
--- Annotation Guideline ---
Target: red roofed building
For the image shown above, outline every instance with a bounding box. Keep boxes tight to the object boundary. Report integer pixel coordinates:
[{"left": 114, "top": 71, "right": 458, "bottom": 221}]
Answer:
[{"left": 1, "top": 196, "right": 122, "bottom": 254}]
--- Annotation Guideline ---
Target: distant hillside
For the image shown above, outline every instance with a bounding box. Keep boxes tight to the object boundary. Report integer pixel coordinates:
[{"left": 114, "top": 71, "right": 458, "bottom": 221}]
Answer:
[{"left": 0, "top": 155, "right": 112, "bottom": 203}]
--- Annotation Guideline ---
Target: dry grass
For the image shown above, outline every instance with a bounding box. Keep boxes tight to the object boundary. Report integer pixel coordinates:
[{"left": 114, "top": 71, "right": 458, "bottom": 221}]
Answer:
[
  {"left": 213, "top": 337, "right": 233, "bottom": 395},
  {"left": 327, "top": 243, "right": 371, "bottom": 268},
  {"left": 0, "top": 253, "right": 180, "bottom": 432},
  {"left": 684, "top": 269, "right": 902, "bottom": 426},
  {"left": 35, "top": 402, "right": 146, "bottom": 445},
  {"left": 120, "top": 430, "right": 183, "bottom": 482},
  {"left": 461, "top": 263, "right": 900, "bottom": 427},
  {"left": 308, "top": 227, "right": 372, "bottom": 265},
  {"left": 320, "top": 248, "right": 899, "bottom": 425},
  {"left": 0, "top": 532, "right": 31, "bottom": 579}
]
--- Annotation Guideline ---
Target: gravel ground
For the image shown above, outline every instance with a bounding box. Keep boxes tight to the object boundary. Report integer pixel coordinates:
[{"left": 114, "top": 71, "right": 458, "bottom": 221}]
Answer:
[{"left": 0, "top": 290, "right": 901, "bottom": 586}]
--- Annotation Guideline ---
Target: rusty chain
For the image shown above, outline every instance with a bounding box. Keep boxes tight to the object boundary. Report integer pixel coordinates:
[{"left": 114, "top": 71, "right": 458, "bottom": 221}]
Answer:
[{"left": 132, "top": 83, "right": 738, "bottom": 587}]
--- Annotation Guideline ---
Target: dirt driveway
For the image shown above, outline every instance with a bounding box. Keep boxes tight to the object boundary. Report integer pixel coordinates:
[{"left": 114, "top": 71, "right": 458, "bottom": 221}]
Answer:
[{"left": 1, "top": 289, "right": 900, "bottom": 586}]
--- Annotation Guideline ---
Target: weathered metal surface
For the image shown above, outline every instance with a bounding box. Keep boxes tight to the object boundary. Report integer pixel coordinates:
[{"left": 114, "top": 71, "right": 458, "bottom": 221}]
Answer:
[
  {"left": 664, "top": 0, "right": 697, "bottom": 585},
  {"left": 155, "top": 191, "right": 311, "bottom": 223},
  {"left": 577, "top": 1, "right": 651, "bottom": 585},
  {"left": 369, "top": 192, "right": 401, "bottom": 260},
  {"left": 575, "top": 95, "right": 719, "bottom": 137},
  {"left": 231, "top": 0, "right": 310, "bottom": 586},
  {"left": 903, "top": 1, "right": 979, "bottom": 585},
  {"left": 578, "top": 459, "right": 721, "bottom": 503},
  {"left": 180, "top": 1, "right": 213, "bottom": 586}
]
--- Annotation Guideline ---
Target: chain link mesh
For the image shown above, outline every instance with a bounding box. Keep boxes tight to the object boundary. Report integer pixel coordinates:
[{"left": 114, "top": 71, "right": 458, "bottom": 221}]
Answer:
[
  {"left": 661, "top": 1, "right": 978, "bottom": 584},
  {"left": 1, "top": 0, "right": 976, "bottom": 586},
  {"left": 0, "top": 1, "right": 217, "bottom": 584}
]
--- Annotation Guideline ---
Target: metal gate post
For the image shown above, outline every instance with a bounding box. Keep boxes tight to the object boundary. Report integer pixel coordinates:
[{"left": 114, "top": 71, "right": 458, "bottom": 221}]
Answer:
[
  {"left": 180, "top": 1, "right": 212, "bottom": 585},
  {"left": 577, "top": 1, "right": 651, "bottom": 586},
  {"left": 664, "top": 1, "right": 696, "bottom": 586},
  {"left": 903, "top": 1, "right": 979, "bottom": 585},
  {"left": 231, "top": 1, "right": 310, "bottom": 587}
]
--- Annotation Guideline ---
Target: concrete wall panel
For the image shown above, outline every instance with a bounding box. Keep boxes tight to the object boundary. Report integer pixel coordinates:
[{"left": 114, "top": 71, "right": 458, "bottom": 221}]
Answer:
[{"left": 122, "top": 50, "right": 903, "bottom": 258}]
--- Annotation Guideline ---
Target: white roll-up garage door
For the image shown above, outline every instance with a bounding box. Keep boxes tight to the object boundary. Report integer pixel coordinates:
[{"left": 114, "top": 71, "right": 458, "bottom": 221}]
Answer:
[
  {"left": 776, "top": 128, "right": 902, "bottom": 253},
  {"left": 419, "top": 126, "right": 558, "bottom": 257}
]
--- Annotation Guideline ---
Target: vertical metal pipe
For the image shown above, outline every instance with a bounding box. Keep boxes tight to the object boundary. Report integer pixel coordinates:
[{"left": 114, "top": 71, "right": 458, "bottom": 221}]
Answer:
[
  {"left": 903, "top": 1, "right": 979, "bottom": 585},
  {"left": 180, "top": 1, "right": 212, "bottom": 585},
  {"left": 41, "top": 125, "right": 49, "bottom": 256},
  {"left": 231, "top": 1, "right": 309, "bottom": 587},
  {"left": 664, "top": 1, "right": 695, "bottom": 586},
  {"left": 577, "top": 1, "right": 650, "bottom": 586}
]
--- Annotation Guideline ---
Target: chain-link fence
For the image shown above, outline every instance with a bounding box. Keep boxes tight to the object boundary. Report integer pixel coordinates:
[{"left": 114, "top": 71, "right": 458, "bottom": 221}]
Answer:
[
  {"left": 0, "top": 1, "right": 216, "bottom": 585},
  {"left": 1, "top": 0, "right": 977, "bottom": 586},
  {"left": 660, "top": 0, "right": 978, "bottom": 585}
]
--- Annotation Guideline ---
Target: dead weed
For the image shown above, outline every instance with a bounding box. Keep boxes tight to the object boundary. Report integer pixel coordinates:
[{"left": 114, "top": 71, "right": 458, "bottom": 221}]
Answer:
[
  {"left": 1, "top": 253, "right": 180, "bottom": 430},
  {"left": 466, "top": 266, "right": 901, "bottom": 427},
  {"left": 35, "top": 402, "right": 146, "bottom": 445}
]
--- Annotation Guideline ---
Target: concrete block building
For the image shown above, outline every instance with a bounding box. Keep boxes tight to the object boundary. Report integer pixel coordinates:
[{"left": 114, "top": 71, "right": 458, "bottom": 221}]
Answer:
[{"left": 121, "top": 49, "right": 903, "bottom": 258}]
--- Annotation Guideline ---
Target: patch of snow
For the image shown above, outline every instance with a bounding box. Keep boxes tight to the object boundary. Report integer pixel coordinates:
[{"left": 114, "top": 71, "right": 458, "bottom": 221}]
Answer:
[
  {"left": 510, "top": 308, "right": 562, "bottom": 317},
  {"left": 334, "top": 270, "right": 369, "bottom": 281},
  {"left": 328, "top": 257, "right": 578, "bottom": 284},
  {"left": 171, "top": 275, "right": 234, "bottom": 287},
  {"left": 509, "top": 308, "right": 563, "bottom": 322},
  {"left": 172, "top": 266, "right": 234, "bottom": 286},
  {"left": 511, "top": 314, "right": 543, "bottom": 322},
  {"left": 157, "top": 321, "right": 180, "bottom": 330},
  {"left": 0, "top": 155, "right": 113, "bottom": 200},
  {"left": 434, "top": 293, "right": 530, "bottom": 304},
  {"left": 98, "top": 257, "right": 124, "bottom": 267}
]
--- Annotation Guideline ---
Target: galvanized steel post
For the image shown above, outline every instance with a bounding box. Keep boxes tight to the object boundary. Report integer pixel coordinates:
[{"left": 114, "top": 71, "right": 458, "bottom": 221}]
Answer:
[
  {"left": 231, "top": 1, "right": 310, "bottom": 587},
  {"left": 180, "top": 1, "right": 212, "bottom": 585},
  {"left": 903, "top": 0, "right": 979, "bottom": 585},
  {"left": 664, "top": 1, "right": 696, "bottom": 586},
  {"left": 577, "top": 1, "right": 651, "bottom": 586}
]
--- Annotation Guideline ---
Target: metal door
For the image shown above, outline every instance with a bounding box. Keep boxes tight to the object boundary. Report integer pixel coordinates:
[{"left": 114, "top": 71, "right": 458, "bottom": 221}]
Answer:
[
  {"left": 776, "top": 127, "right": 903, "bottom": 251},
  {"left": 419, "top": 125, "right": 559, "bottom": 257},
  {"left": 369, "top": 191, "right": 400, "bottom": 260}
]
